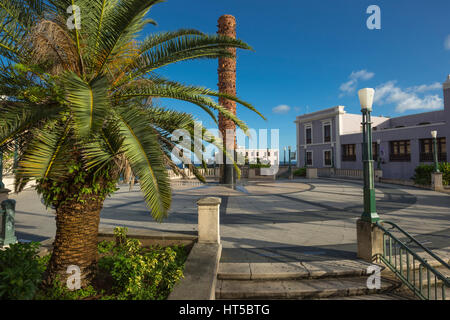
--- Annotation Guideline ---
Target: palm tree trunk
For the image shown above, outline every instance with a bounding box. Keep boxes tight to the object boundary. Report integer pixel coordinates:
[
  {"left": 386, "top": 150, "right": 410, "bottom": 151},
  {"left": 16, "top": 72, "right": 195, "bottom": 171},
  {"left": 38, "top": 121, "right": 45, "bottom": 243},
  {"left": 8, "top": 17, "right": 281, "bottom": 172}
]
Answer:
[{"left": 44, "top": 194, "right": 105, "bottom": 288}]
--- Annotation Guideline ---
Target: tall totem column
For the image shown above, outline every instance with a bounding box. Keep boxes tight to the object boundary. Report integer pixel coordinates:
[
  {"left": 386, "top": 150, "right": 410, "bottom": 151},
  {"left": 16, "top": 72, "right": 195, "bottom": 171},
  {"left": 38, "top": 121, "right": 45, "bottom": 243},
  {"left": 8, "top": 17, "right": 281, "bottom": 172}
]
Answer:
[{"left": 218, "top": 15, "right": 237, "bottom": 185}]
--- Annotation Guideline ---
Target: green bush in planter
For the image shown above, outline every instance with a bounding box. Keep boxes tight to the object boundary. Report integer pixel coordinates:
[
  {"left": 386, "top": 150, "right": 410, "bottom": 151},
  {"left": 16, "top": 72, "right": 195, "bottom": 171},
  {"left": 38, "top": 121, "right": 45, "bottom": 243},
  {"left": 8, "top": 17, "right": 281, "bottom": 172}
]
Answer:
[
  {"left": 293, "top": 168, "right": 306, "bottom": 177},
  {"left": 0, "top": 242, "right": 46, "bottom": 299},
  {"left": 440, "top": 162, "right": 450, "bottom": 185},
  {"left": 413, "top": 163, "right": 450, "bottom": 186},
  {"left": 249, "top": 163, "right": 271, "bottom": 169},
  {"left": 97, "top": 227, "right": 185, "bottom": 300}
]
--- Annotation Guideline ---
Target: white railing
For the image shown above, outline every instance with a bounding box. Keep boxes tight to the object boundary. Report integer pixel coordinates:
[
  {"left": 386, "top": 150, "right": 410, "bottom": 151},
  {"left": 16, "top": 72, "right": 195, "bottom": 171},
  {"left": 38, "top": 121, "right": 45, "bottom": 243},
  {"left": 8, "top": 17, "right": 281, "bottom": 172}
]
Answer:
[
  {"left": 167, "top": 168, "right": 220, "bottom": 180},
  {"left": 334, "top": 169, "right": 363, "bottom": 179},
  {"left": 316, "top": 168, "right": 382, "bottom": 181}
]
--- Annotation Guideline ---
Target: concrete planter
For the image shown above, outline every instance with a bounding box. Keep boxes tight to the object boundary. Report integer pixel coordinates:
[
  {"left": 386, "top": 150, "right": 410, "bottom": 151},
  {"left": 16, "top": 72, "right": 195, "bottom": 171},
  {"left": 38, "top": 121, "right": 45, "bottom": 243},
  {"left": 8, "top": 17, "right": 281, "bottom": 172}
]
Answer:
[{"left": 306, "top": 168, "right": 318, "bottom": 179}]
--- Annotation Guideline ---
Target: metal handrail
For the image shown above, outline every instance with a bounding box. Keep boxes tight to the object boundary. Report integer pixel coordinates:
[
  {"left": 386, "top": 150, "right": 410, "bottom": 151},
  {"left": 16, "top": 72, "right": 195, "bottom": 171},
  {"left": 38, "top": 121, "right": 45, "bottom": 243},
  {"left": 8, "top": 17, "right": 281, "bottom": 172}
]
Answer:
[
  {"left": 378, "top": 220, "right": 450, "bottom": 269},
  {"left": 375, "top": 220, "right": 449, "bottom": 300}
]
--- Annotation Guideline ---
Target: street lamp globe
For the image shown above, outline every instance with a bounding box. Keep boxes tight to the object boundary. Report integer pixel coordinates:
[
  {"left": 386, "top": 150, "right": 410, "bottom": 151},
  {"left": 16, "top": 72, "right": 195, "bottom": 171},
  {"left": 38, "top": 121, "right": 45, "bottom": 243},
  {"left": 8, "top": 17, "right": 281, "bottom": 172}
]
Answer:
[
  {"left": 358, "top": 88, "right": 375, "bottom": 111},
  {"left": 431, "top": 130, "right": 437, "bottom": 139}
]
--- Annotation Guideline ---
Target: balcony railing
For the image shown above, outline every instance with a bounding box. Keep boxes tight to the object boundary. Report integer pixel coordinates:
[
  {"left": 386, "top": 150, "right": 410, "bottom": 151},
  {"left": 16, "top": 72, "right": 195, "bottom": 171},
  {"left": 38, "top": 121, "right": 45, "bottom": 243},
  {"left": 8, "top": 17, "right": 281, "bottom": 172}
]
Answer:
[
  {"left": 341, "top": 155, "right": 356, "bottom": 162},
  {"left": 419, "top": 153, "right": 447, "bottom": 162},
  {"left": 390, "top": 154, "right": 411, "bottom": 162}
]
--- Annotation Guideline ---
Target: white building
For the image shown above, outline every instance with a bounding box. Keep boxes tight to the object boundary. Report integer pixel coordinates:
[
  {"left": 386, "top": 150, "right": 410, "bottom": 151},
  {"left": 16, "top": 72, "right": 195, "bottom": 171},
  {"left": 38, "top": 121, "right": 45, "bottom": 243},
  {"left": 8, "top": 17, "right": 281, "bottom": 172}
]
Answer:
[{"left": 236, "top": 147, "right": 279, "bottom": 165}]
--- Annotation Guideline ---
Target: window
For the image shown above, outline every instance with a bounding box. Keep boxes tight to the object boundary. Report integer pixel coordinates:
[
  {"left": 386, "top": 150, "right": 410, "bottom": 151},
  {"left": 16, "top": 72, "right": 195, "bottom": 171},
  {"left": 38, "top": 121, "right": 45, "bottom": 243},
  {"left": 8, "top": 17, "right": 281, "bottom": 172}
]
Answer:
[
  {"left": 306, "top": 151, "right": 313, "bottom": 166},
  {"left": 390, "top": 140, "right": 411, "bottom": 161},
  {"left": 324, "top": 150, "right": 332, "bottom": 166},
  {"left": 342, "top": 144, "right": 356, "bottom": 161},
  {"left": 305, "top": 125, "right": 312, "bottom": 144},
  {"left": 323, "top": 122, "right": 331, "bottom": 143},
  {"left": 372, "top": 142, "right": 379, "bottom": 161},
  {"left": 419, "top": 138, "right": 447, "bottom": 162}
]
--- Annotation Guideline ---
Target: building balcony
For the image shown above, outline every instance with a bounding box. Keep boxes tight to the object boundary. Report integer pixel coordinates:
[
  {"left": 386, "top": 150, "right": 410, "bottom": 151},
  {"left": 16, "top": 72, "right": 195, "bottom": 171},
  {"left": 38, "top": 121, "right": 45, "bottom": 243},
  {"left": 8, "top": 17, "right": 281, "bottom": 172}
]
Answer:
[
  {"left": 419, "top": 152, "right": 447, "bottom": 162},
  {"left": 389, "top": 154, "right": 411, "bottom": 162},
  {"left": 342, "top": 155, "right": 356, "bottom": 162}
]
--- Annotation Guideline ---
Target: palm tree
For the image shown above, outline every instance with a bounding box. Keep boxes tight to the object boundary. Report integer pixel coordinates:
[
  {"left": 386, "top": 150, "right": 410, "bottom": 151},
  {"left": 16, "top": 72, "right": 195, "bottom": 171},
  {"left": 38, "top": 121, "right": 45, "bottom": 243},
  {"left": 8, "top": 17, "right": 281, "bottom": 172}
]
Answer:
[{"left": 0, "top": 0, "right": 264, "bottom": 287}]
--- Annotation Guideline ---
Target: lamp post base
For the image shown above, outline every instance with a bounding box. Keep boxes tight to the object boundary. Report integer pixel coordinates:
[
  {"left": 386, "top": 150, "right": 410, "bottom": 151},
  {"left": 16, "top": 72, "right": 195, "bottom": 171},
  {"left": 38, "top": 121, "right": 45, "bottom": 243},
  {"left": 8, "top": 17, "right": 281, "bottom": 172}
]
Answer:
[
  {"left": 431, "top": 172, "right": 443, "bottom": 191},
  {"left": 356, "top": 219, "right": 383, "bottom": 263}
]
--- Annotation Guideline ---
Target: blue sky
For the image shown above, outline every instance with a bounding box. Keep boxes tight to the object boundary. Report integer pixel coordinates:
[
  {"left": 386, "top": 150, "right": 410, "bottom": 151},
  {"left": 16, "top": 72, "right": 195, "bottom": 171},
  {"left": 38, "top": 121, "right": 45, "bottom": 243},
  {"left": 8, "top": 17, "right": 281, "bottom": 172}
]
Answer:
[{"left": 144, "top": 0, "right": 450, "bottom": 153}]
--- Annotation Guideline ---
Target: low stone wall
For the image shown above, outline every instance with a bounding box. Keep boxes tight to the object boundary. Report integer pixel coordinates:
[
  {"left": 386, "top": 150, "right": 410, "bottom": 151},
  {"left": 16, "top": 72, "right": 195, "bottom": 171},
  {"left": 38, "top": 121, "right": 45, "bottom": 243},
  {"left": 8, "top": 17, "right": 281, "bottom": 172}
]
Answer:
[
  {"left": 2, "top": 175, "right": 36, "bottom": 191},
  {"left": 168, "top": 243, "right": 221, "bottom": 300},
  {"left": 248, "top": 168, "right": 276, "bottom": 180},
  {"left": 38, "top": 228, "right": 198, "bottom": 257}
]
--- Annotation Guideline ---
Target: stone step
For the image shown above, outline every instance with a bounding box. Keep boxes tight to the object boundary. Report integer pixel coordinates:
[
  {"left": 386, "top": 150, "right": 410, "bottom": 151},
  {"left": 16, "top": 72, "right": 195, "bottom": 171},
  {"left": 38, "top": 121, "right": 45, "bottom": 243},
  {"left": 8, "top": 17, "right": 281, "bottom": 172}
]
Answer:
[
  {"left": 218, "top": 260, "right": 374, "bottom": 281},
  {"left": 215, "top": 276, "right": 400, "bottom": 300},
  {"left": 318, "top": 293, "right": 417, "bottom": 300}
]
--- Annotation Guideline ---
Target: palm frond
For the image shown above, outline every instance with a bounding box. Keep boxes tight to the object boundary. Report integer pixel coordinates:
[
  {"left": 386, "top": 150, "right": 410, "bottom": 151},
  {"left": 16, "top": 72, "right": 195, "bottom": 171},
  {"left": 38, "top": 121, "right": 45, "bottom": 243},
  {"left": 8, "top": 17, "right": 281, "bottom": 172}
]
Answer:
[
  {"left": 63, "top": 72, "right": 110, "bottom": 138},
  {"left": 116, "top": 77, "right": 251, "bottom": 133},
  {"left": 15, "top": 120, "right": 71, "bottom": 186},
  {"left": 92, "top": 0, "right": 162, "bottom": 75},
  {"left": 0, "top": 101, "right": 62, "bottom": 147},
  {"left": 114, "top": 105, "right": 171, "bottom": 221},
  {"left": 121, "top": 34, "right": 252, "bottom": 84}
]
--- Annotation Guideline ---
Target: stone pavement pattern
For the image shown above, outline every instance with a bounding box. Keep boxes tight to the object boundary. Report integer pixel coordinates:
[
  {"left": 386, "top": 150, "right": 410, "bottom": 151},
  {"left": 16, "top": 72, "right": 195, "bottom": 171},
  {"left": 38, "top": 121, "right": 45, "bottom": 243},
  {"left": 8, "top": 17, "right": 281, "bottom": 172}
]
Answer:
[{"left": 10, "top": 178, "right": 450, "bottom": 266}]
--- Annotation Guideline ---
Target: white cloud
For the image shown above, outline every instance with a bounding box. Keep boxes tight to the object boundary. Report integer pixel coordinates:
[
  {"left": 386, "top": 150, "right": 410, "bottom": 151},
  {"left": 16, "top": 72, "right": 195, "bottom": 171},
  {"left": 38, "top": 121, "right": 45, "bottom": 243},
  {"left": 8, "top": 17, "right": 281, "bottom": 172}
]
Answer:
[
  {"left": 407, "top": 82, "right": 441, "bottom": 93},
  {"left": 272, "top": 104, "right": 291, "bottom": 114},
  {"left": 445, "top": 35, "right": 450, "bottom": 50},
  {"left": 339, "top": 69, "right": 375, "bottom": 97},
  {"left": 374, "top": 81, "right": 443, "bottom": 113},
  {"left": 350, "top": 70, "right": 375, "bottom": 81}
]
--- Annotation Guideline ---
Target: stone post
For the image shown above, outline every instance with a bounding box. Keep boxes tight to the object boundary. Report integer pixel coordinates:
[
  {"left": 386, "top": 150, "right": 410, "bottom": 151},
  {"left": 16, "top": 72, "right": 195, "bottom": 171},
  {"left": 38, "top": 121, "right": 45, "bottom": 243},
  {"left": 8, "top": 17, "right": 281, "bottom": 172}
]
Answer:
[
  {"left": 374, "top": 169, "right": 383, "bottom": 183},
  {"left": 197, "top": 197, "right": 221, "bottom": 244},
  {"left": 0, "top": 188, "right": 9, "bottom": 203},
  {"left": 431, "top": 172, "right": 443, "bottom": 191},
  {"left": 356, "top": 219, "right": 383, "bottom": 262}
]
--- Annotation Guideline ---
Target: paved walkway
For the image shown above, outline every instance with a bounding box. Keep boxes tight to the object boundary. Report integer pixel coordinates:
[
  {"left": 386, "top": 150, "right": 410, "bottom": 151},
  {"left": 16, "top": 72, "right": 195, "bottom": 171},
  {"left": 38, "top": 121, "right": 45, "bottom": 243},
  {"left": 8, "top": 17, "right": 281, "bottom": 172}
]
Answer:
[{"left": 10, "top": 177, "right": 450, "bottom": 266}]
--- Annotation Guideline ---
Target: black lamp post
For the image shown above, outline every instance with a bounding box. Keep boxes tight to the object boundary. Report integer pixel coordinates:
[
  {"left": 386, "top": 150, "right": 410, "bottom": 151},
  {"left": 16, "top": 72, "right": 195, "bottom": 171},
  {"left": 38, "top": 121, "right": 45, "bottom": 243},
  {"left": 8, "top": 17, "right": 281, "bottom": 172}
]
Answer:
[{"left": 359, "top": 88, "right": 380, "bottom": 223}]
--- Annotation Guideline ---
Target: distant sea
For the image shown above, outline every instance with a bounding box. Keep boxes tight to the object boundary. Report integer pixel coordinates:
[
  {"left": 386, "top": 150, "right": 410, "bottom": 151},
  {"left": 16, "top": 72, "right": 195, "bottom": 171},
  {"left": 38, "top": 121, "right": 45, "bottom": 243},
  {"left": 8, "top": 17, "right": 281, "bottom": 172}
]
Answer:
[{"left": 176, "top": 161, "right": 297, "bottom": 168}]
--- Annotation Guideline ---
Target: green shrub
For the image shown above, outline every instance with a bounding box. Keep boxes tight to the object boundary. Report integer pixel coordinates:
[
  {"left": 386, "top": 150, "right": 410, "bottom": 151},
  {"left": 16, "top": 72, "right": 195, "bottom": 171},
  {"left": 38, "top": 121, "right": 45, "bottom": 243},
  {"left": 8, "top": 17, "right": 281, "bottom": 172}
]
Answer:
[
  {"left": 35, "top": 278, "right": 98, "bottom": 300},
  {"left": 0, "top": 242, "right": 45, "bottom": 300},
  {"left": 440, "top": 162, "right": 450, "bottom": 185},
  {"left": 413, "top": 163, "right": 450, "bottom": 186},
  {"left": 97, "top": 227, "right": 186, "bottom": 300},
  {"left": 249, "top": 163, "right": 271, "bottom": 169},
  {"left": 293, "top": 168, "right": 306, "bottom": 177}
]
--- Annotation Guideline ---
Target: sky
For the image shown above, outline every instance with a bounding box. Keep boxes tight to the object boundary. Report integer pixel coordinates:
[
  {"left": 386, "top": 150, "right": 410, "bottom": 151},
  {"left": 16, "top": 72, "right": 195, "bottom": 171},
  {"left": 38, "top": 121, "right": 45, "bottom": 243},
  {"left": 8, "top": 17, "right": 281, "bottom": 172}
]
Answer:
[{"left": 143, "top": 0, "right": 450, "bottom": 155}]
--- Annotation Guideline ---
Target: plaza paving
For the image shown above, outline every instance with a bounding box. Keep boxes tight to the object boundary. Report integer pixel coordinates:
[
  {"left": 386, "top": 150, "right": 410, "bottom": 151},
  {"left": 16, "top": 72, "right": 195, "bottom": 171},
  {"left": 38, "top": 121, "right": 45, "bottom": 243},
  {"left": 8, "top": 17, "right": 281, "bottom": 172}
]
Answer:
[{"left": 10, "top": 177, "right": 450, "bottom": 265}]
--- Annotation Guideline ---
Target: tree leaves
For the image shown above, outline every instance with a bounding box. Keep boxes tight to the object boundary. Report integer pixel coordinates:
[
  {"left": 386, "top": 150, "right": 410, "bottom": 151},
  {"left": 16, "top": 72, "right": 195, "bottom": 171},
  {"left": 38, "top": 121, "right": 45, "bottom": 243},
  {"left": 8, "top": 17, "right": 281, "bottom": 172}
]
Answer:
[
  {"left": 114, "top": 106, "right": 171, "bottom": 221},
  {"left": 63, "top": 73, "right": 109, "bottom": 138}
]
